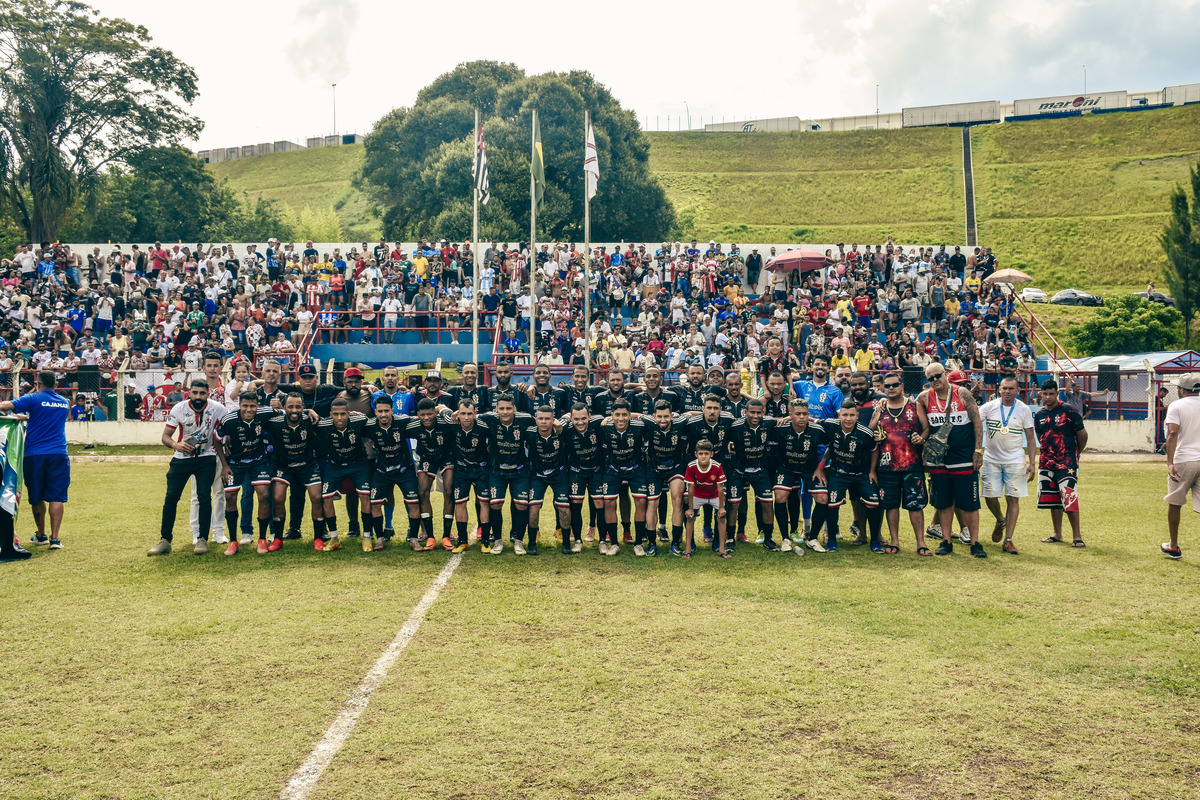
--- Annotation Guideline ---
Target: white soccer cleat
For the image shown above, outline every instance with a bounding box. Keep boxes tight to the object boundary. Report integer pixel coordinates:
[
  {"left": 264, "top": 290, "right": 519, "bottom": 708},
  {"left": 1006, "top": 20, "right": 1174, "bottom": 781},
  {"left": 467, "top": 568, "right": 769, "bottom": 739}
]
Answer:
[
  {"left": 780, "top": 538, "right": 793, "bottom": 552},
  {"left": 633, "top": 544, "right": 646, "bottom": 557},
  {"left": 514, "top": 540, "right": 526, "bottom": 556},
  {"left": 490, "top": 539, "right": 504, "bottom": 555},
  {"left": 806, "top": 538, "right": 826, "bottom": 553}
]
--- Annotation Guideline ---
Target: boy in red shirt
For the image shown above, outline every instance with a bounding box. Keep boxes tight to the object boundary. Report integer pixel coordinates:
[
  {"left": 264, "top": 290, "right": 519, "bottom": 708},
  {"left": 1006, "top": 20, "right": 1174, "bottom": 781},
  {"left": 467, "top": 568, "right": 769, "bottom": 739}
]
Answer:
[{"left": 683, "top": 440, "right": 730, "bottom": 559}]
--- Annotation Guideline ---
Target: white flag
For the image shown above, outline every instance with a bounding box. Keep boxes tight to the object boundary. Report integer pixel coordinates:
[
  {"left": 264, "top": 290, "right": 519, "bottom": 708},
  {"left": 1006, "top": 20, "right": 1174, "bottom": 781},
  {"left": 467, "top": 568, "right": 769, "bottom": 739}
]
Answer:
[
  {"left": 473, "top": 123, "right": 490, "bottom": 206},
  {"left": 584, "top": 122, "right": 599, "bottom": 200}
]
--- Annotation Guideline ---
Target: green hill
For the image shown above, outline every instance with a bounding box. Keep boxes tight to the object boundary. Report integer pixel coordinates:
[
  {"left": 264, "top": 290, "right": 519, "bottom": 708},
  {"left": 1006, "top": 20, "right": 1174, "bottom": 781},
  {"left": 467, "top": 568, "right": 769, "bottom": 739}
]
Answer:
[{"left": 207, "top": 103, "right": 1200, "bottom": 293}]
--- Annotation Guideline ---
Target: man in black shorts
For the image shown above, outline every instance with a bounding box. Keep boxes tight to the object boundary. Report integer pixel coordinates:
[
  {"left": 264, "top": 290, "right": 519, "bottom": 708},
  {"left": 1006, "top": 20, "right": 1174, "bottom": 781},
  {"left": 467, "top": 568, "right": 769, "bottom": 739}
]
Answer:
[
  {"left": 918, "top": 363, "right": 986, "bottom": 557},
  {"left": 365, "top": 395, "right": 422, "bottom": 550},
  {"left": 480, "top": 392, "right": 533, "bottom": 554},
  {"left": 525, "top": 405, "right": 571, "bottom": 554},
  {"left": 810, "top": 400, "right": 883, "bottom": 552},
  {"left": 769, "top": 398, "right": 826, "bottom": 554},
  {"left": 217, "top": 392, "right": 275, "bottom": 554},
  {"left": 265, "top": 393, "right": 328, "bottom": 550}
]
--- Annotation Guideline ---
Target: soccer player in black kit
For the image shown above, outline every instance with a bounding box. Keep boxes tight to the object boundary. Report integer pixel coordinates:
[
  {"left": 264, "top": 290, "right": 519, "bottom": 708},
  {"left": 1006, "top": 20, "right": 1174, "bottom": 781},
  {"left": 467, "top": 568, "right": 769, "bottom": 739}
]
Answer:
[
  {"left": 217, "top": 392, "right": 275, "bottom": 553},
  {"left": 266, "top": 393, "right": 327, "bottom": 549},
  {"left": 769, "top": 397, "right": 826, "bottom": 555},
  {"left": 315, "top": 399, "right": 372, "bottom": 551},
  {"left": 479, "top": 393, "right": 534, "bottom": 555},
  {"left": 365, "top": 396, "right": 423, "bottom": 550},
  {"left": 810, "top": 399, "right": 883, "bottom": 552},
  {"left": 560, "top": 403, "right": 608, "bottom": 552}
]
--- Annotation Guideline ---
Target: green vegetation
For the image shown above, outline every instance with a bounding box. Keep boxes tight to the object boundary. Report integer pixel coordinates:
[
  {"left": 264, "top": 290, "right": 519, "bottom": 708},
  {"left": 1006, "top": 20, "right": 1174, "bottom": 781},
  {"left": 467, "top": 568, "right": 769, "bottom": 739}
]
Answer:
[
  {"left": 1160, "top": 162, "right": 1200, "bottom": 346},
  {"left": 209, "top": 144, "right": 376, "bottom": 241},
  {"left": 201, "top": 103, "right": 1200, "bottom": 299},
  {"left": 4, "top": 462, "right": 1200, "bottom": 799},
  {"left": 1068, "top": 295, "right": 1183, "bottom": 355},
  {"left": 972, "top": 104, "right": 1200, "bottom": 292}
]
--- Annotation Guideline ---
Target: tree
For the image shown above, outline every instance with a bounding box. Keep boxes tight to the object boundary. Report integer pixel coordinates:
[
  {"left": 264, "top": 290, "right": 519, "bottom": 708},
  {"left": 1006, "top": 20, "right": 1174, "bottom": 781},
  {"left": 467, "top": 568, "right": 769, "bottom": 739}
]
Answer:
[
  {"left": 62, "top": 147, "right": 296, "bottom": 243},
  {"left": 356, "top": 62, "right": 675, "bottom": 242},
  {"left": 1068, "top": 295, "right": 1183, "bottom": 356},
  {"left": 1161, "top": 162, "right": 1200, "bottom": 347},
  {"left": 0, "top": 0, "right": 200, "bottom": 243}
]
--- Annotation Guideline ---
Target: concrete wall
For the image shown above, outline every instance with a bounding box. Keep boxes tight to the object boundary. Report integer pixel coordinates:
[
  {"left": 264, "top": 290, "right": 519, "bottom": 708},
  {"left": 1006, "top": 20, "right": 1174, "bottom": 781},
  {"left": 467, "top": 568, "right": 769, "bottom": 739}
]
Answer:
[
  {"left": 1080, "top": 419, "right": 1156, "bottom": 453},
  {"left": 68, "top": 421, "right": 162, "bottom": 445}
]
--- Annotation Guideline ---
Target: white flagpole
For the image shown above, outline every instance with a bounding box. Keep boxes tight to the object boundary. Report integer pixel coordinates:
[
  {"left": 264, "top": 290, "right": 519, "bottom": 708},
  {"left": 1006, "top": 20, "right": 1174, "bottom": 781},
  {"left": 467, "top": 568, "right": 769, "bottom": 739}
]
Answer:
[
  {"left": 530, "top": 108, "right": 538, "bottom": 363},
  {"left": 583, "top": 110, "right": 591, "bottom": 371},
  {"left": 471, "top": 107, "right": 480, "bottom": 365}
]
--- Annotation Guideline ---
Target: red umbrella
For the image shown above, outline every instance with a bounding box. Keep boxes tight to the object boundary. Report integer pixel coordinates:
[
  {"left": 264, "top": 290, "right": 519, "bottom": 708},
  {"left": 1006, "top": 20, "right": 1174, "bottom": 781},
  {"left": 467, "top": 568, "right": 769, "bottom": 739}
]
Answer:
[{"left": 766, "top": 249, "right": 830, "bottom": 273}]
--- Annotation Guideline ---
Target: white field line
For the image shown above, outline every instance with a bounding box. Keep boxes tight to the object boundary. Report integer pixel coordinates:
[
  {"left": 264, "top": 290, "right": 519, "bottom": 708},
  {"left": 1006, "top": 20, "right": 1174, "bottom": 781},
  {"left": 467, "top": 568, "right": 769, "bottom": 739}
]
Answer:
[{"left": 279, "top": 553, "right": 463, "bottom": 800}]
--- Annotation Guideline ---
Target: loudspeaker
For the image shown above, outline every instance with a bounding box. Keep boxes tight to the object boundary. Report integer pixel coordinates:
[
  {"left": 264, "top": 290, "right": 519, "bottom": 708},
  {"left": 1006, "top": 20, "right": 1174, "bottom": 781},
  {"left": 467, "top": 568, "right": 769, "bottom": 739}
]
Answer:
[
  {"left": 1097, "top": 364, "right": 1119, "bottom": 392},
  {"left": 903, "top": 366, "right": 925, "bottom": 395}
]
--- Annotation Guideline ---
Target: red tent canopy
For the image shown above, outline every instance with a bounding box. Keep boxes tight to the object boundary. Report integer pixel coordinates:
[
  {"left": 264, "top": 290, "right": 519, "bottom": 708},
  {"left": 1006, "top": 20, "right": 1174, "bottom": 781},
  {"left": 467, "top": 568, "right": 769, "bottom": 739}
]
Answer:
[{"left": 765, "top": 249, "right": 830, "bottom": 273}]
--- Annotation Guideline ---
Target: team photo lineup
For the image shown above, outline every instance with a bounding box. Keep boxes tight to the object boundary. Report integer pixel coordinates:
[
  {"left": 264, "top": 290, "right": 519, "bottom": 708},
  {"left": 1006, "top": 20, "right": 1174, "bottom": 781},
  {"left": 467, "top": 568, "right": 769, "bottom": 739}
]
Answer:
[{"left": 137, "top": 351, "right": 1093, "bottom": 563}]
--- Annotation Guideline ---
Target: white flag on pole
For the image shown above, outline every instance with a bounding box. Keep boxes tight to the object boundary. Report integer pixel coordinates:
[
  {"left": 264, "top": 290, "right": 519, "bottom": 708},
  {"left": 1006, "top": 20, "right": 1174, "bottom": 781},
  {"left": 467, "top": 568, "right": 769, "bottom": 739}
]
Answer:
[
  {"left": 473, "top": 123, "right": 490, "bottom": 206},
  {"left": 584, "top": 122, "right": 599, "bottom": 200}
]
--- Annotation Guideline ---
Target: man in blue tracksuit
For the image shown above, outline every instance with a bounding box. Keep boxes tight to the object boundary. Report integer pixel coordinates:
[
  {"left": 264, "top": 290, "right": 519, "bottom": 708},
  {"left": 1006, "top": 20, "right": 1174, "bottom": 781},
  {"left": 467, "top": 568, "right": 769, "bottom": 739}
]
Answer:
[
  {"left": 0, "top": 370, "right": 71, "bottom": 550},
  {"left": 788, "top": 354, "right": 844, "bottom": 544}
]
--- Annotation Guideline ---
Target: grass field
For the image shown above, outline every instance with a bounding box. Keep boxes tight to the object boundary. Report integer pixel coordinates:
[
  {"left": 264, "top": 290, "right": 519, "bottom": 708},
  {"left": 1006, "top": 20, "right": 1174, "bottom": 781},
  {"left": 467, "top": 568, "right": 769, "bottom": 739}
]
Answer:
[{"left": 4, "top": 462, "right": 1199, "bottom": 799}]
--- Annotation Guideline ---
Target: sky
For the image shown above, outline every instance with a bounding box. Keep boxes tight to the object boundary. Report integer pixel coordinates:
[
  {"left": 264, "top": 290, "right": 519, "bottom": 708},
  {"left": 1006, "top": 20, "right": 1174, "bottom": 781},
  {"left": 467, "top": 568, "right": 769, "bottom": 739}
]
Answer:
[{"left": 88, "top": 0, "right": 1200, "bottom": 149}]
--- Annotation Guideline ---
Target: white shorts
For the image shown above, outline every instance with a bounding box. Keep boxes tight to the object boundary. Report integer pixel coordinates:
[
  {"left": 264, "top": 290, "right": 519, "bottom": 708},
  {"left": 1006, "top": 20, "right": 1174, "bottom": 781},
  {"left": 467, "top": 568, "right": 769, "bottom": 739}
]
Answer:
[
  {"left": 691, "top": 496, "right": 721, "bottom": 509},
  {"left": 981, "top": 461, "right": 1028, "bottom": 498},
  {"left": 1164, "top": 460, "right": 1200, "bottom": 512}
]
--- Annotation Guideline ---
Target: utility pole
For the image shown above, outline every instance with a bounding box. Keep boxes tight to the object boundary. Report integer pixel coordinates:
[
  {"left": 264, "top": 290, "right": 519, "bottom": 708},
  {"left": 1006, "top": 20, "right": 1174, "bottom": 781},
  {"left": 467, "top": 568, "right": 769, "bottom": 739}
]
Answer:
[{"left": 332, "top": 83, "right": 337, "bottom": 136}]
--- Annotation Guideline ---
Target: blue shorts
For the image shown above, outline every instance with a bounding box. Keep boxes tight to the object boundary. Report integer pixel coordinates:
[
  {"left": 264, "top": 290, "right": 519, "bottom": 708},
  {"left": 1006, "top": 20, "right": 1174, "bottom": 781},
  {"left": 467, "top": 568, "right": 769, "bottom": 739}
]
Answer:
[{"left": 24, "top": 454, "right": 70, "bottom": 505}]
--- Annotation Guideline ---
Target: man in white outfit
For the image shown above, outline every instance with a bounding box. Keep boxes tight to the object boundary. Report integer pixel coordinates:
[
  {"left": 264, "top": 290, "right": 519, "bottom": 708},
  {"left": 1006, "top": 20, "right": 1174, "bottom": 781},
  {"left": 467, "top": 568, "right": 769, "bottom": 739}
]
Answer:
[
  {"left": 190, "top": 351, "right": 228, "bottom": 544},
  {"left": 1163, "top": 373, "right": 1200, "bottom": 559},
  {"left": 979, "top": 375, "right": 1036, "bottom": 554}
]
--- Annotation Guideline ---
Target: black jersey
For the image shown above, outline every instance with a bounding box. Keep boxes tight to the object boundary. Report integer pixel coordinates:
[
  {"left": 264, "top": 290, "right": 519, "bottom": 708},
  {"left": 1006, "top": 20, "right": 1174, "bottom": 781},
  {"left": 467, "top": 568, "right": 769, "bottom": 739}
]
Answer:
[
  {"left": 480, "top": 411, "right": 533, "bottom": 472},
  {"left": 559, "top": 385, "right": 602, "bottom": 414},
  {"left": 315, "top": 412, "right": 369, "bottom": 467},
  {"left": 770, "top": 421, "right": 826, "bottom": 474},
  {"left": 403, "top": 415, "right": 454, "bottom": 464},
  {"left": 560, "top": 414, "right": 606, "bottom": 471},
  {"left": 218, "top": 408, "right": 274, "bottom": 463},
  {"left": 591, "top": 388, "right": 639, "bottom": 417},
  {"left": 632, "top": 389, "right": 681, "bottom": 416},
  {"left": 524, "top": 426, "right": 565, "bottom": 478},
  {"left": 646, "top": 415, "right": 691, "bottom": 472},
  {"left": 448, "top": 418, "right": 492, "bottom": 468},
  {"left": 818, "top": 420, "right": 877, "bottom": 476},
  {"left": 265, "top": 414, "right": 318, "bottom": 468},
  {"left": 277, "top": 383, "right": 342, "bottom": 417},
  {"left": 364, "top": 416, "right": 416, "bottom": 472},
  {"left": 763, "top": 395, "right": 789, "bottom": 420},
  {"left": 669, "top": 384, "right": 711, "bottom": 413},
  {"left": 450, "top": 385, "right": 492, "bottom": 414},
  {"left": 599, "top": 418, "right": 648, "bottom": 472},
  {"left": 723, "top": 395, "right": 750, "bottom": 418},
  {"left": 727, "top": 418, "right": 778, "bottom": 474},
  {"left": 682, "top": 413, "right": 736, "bottom": 460},
  {"left": 522, "top": 386, "right": 563, "bottom": 416}
]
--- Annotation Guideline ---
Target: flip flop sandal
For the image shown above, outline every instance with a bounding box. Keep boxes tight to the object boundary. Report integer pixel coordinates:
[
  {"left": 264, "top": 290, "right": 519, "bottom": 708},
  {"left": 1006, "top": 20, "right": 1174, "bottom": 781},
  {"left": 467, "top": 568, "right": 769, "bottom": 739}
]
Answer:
[
  {"left": 884, "top": 545, "right": 899, "bottom": 555},
  {"left": 1071, "top": 539, "right": 1086, "bottom": 548},
  {"left": 719, "top": 551, "right": 733, "bottom": 559},
  {"left": 1042, "top": 536, "right": 1063, "bottom": 543},
  {"left": 916, "top": 546, "right": 932, "bottom": 556}
]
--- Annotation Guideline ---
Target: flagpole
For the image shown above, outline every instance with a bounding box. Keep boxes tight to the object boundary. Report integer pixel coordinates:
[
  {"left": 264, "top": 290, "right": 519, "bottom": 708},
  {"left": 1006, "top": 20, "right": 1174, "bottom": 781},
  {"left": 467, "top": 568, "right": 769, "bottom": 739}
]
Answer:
[
  {"left": 471, "top": 107, "right": 480, "bottom": 365},
  {"left": 529, "top": 108, "right": 538, "bottom": 364},
  {"left": 583, "top": 109, "right": 591, "bottom": 371}
]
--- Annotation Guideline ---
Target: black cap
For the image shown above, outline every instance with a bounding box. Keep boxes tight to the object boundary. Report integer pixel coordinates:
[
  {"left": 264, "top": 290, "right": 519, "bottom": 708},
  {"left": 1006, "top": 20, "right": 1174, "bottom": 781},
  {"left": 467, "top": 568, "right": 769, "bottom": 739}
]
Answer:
[{"left": 297, "top": 364, "right": 317, "bottom": 377}]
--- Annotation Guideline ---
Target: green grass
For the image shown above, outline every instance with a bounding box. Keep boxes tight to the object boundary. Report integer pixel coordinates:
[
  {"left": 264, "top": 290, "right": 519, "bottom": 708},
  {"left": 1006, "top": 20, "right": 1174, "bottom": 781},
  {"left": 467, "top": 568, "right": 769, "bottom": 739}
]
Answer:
[
  {"left": 972, "top": 105, "right": 1200, "bottom": 292},
  {"left": 4, "top": 462, "right": 1200, "bottom": 799},
  {"left": 208, "top": 145, "right": 380, "bottom": 241},
  {"left": 203, "top": 104, "right": 1200, "bottom": 297}
]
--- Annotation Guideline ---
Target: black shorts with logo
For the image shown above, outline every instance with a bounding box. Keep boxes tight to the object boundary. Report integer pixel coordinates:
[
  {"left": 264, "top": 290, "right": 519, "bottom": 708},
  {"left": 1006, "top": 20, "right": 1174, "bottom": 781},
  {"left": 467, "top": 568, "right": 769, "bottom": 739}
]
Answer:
[
  {"left": 226, "top": 457, "right": 272, "bottom": 493},
  {"left": 604, "top": 465, "right": 655, "bottom": 499},
  {"left": 273, "top": 462, "right": 322, "bottom": 488},
  {"left": 878, "top": 470, "right": 928, "bottom": 511},
  {"left": 490, "top": 469, "right": 531, "bottom": 505},
  {"left": 811, "top": 472, "right": 880, "bottom": 509},
  {"left": 568, "top": 466, "right": 608, "bottom": 502},
  {"left": 929, "top": 469, "right": 980, "bottom": 512},
  {"left": 371, "top": 465, "right": 419, "bottom": 505},
  {"left": 322, "top": 462, "right": 371, "bottom": 499},
  {"left": 727, "top": 469, "right": 773, "bottom": 503},
  {"left": 529, "top": 469, "right": 570, "bottom": 508},
  {"left": 452, "top": 464, "right": 490, "bottom": 504}
]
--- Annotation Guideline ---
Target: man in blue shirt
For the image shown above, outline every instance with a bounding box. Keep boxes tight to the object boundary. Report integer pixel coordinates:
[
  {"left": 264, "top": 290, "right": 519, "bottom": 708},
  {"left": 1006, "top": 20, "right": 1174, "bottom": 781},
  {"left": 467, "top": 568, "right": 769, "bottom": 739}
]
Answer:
[{"left": 0, "top": 370, "right": 71, "bottom": 549}]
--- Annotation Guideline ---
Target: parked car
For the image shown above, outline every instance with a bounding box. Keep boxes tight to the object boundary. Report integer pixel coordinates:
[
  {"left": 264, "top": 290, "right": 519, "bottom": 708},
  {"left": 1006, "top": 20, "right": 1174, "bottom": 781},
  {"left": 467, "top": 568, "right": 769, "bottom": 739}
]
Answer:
[
  {"left": 1134, "top": 291, "right": 1175, "bottom": 307},
  {"left": 1050, "top": 289, "right": 1104, "bottom": 307},
  {"left": 1018, "top": 287, "right": 1049, "bottom": 303}
]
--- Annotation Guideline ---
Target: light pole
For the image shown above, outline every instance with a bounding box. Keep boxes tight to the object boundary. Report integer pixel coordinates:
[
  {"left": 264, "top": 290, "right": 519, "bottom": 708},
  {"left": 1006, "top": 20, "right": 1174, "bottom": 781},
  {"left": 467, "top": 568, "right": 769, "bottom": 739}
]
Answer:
[
  {"left": 1082, "top": 66, "right": 1086, "bottom": 95},
  {"left": 876, "top": 84, "right": 879, "bottom": 129},
  {"left": 684, "top": 100, "right": 691, "bottom": 131},
  {"left": 332, "top": 83, "right": 337, "bottom": 136}
]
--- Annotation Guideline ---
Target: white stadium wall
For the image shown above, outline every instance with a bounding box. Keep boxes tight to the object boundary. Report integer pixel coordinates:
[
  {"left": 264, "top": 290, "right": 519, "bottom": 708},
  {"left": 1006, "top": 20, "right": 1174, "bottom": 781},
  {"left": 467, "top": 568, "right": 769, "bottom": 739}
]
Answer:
[{"left": 1011, "top": 91, "right": 1129, "bottom": 116}]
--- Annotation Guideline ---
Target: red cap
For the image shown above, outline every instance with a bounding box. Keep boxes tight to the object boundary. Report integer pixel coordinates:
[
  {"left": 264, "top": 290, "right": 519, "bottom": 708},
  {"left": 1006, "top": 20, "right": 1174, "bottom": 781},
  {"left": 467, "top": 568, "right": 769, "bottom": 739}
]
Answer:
[
  {"left": 343, "top": 367, "right": 363, "bottom": 378},
  {"left": 948, "top": 369, "right": 970, "bottom": 384}
]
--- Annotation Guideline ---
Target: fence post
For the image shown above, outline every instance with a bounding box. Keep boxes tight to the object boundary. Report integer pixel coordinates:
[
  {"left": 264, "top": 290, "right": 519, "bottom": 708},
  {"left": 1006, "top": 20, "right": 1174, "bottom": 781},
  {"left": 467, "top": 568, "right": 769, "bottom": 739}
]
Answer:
[
  {"left": 116, "top": 364, "right": 126, "bottom": 423},
  {"left": 11, "top": 358, "right": 22, "bottom": 401}
]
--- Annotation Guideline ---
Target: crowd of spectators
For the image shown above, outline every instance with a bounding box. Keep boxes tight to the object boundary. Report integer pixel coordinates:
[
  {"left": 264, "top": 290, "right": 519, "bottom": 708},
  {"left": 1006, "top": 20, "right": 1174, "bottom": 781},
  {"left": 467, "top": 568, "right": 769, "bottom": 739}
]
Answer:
[{"left": 0, "top": 235, "right": 1040, "bottom": 416}]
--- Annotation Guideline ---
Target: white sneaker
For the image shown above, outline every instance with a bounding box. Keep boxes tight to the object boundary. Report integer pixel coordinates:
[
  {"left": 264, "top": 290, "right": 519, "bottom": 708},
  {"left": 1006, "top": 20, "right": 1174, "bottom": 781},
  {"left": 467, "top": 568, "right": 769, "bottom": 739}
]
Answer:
[
  {"left": 959, "top": 527, "right": 972, "bottom": 545},
  {"left": 806, "top": 538, "right": 827, "bottom": 553},
  {"left": 927, "top": 523, "right": 942, "bottom": 538},
  {"left": 598, "top": 542, "right": 609, "bottom": 556},
  {"left": 606, "top": 543, "right": 620, "bottom": 556},
  {"left": 239, "top": 534, "right": 253, "bottom": 546},
  {"left": 212, "top": 533, "right": 230, "bottom": 545},
  {"left": 490, "top": 539, "right": 504, "bottom": 555},
  {"left": 780, "top": 538, "right": 793, "bottom": 552},
  {"left": 633, "top": 544, "right": 646, "bottom": 557},
  {"left": 571, "top": 540, "right": 583, "bottom": 554},
  {"left": 514, "top": 540, "right": 526, "bottom": 555}
]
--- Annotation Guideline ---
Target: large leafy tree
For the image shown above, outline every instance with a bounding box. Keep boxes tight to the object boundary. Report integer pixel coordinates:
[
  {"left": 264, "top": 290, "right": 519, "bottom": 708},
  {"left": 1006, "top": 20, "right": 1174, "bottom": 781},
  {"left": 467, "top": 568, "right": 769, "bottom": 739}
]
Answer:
[
  {"left": 1161, "top": 162, "right": 1200, "bottom": 347},
  {"left": 357, "top": 61, "right": 675, "bottom": 243},
  {"left": 1068, "top": 294, "right": 1183, "bottom": 356},
  {"left": 63, "top": 147, "right": 295, "bottom": 244},
  {"left": 0, "top": 0, "right": 200, "bottom": 243}
]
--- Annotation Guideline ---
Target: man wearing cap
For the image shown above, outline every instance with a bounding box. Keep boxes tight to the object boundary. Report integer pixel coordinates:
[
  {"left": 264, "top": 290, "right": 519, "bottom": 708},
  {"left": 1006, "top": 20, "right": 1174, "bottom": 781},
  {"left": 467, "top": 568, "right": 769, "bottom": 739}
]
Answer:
[
  {"left": 1035, "top": 379, "right": 1088, "bottom": 548},
  {"left": 1162, "top": 373, "right": 1200, "bottom": 559},
  {"left": 745, "top": 247, "right": 762, "bottom": 293},
  {"left": 0, "top": 370, "right": 70, "bottom": 551},
  {"left": 416, "top": 370, "right": 449, "bottom": 406}
]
